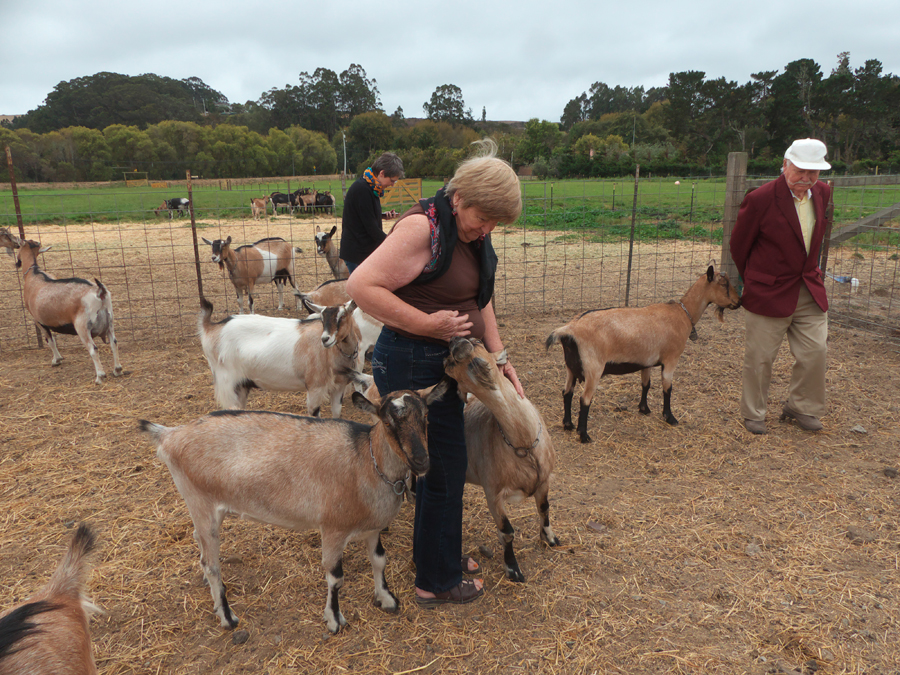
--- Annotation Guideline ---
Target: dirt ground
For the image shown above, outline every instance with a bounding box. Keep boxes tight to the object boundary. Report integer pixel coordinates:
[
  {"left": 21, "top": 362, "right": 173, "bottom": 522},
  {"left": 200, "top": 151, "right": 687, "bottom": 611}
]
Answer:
[{"left": 1, "top": 216, "right": 899, "bottom": 674}]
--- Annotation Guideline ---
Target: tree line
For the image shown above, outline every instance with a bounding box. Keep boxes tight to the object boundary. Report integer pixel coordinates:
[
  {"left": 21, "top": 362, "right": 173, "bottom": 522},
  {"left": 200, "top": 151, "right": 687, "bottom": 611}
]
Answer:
[{"left": 3, "top": 53, "right": 899, "bottom": 183}]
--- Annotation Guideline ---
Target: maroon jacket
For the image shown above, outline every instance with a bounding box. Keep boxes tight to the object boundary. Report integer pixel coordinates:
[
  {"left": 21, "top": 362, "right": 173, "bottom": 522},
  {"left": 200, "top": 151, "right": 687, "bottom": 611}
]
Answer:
[{"left": 730, "top": 174, "right": 831, "bottom": 318}]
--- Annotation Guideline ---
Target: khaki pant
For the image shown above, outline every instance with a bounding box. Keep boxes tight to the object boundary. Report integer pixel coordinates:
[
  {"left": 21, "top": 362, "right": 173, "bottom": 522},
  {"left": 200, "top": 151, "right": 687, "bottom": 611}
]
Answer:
[{"left": 741, "top": 285, "right": 828, "bottom": 421}]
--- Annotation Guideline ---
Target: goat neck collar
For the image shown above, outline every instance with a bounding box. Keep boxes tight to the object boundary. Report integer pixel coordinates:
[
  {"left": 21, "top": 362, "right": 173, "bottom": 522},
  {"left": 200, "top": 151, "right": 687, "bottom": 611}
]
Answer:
[
  {"left": 497, "top": 419, "right": 542, "bottom": 458},
  {"left": 339, "top": 344, "right": 359, "bottom": 362},
  {"left": 678, "top": 301, "right": 700, "bottom": 341},
  {"left": 369, "top": 438, "right": 409, "bottom": 499}
]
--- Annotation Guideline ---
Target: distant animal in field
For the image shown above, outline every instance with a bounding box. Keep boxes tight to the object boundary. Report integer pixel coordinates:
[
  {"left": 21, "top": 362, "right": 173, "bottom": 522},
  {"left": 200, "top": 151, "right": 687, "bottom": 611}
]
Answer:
[{"left": 154, "top": 197, "right": 190, "bottom": 218}]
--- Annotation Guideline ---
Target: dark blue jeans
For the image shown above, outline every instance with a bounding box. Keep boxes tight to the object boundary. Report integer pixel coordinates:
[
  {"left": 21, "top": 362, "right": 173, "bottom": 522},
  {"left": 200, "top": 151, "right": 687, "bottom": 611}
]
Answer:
[
  {"left": 372, "top": 328, "right": 466, "bottom": 594},
  {"left": 343, "top": 260, "right": 358, "bottom": 274}
]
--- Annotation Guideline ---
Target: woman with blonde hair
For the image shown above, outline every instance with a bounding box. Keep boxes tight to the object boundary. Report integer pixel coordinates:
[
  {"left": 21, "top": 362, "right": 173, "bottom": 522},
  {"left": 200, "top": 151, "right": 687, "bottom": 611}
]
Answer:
[{"left": 347, "top": 139, "right": 523, "bottom": 605}]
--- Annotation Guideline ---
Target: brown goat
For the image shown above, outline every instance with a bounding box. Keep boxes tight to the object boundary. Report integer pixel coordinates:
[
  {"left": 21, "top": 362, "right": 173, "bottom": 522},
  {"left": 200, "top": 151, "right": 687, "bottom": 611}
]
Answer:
[
  {"left": 546, "top": 265, "right": 741, "bottom": 442},
  {"left": 314, "top": 226, "right": 349, "bottom": 280},
  {"left": 443, "top": 337, "right": 559, "bottom": 582},
  {"left": 8, "top": 238, "right": 123, "bottom": 384},
  {"left": 0, "top": 525, "right": 99, "bottom": 675},
  {"left": 139, "top": 381, "right": 447, "bottom": 634}
]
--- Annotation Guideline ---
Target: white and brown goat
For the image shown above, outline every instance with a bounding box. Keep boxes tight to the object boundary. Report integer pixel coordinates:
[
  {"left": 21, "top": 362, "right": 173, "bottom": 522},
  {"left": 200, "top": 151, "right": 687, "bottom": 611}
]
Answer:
[
  {"left": 6, "top": 237, "right": 123, "bottom": 384},
  {"left": 314, "top": 226, "right": 349, "bottom": 280},
  {"left": 0, "top": 524, "right": 100, "bottom": 675},
  {"left": 198, "top": 297, "right": 361, "bottom": 417},
  {"left": 443, "top": 337, "right": 559, "bottom": 583},
  {"left": 295, "top": 281, "right": 383, "bottom": 369},
  {"left": 139, "top": 381, "right": 446, "bottom": 634},
  {"left": 546, "top": 265, "right": 741, "bottom": 443},
  {"left": 202, "top": 235, "right": 300, "bottom": 313}
]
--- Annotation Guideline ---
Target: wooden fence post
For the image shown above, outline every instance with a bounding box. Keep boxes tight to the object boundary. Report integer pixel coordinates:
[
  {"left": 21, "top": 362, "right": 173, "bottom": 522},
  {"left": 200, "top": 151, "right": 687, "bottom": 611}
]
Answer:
[{"left": 721, "top": 152, "right": 747, "bottom": 283}]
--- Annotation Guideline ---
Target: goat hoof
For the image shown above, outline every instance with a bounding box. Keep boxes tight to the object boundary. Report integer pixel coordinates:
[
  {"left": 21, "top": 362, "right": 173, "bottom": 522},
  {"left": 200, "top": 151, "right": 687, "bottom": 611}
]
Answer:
[
  {"left": 578, "top": 433, "right": 592, "bottom": 443},
  {"left": 506, "top": 568, "right": 526, "bottom": 583},
  {"left": 562, "top": 421, "right": 574, "bottom": 431},
  {"left": 665, "top": 416, "right": 679, "bottom": 426},
  {"left": 639, "top": 407, "right": 651, "bottom": 416},
  {"left": 114, "top": 366, "right": 123, "bottom": 376}
]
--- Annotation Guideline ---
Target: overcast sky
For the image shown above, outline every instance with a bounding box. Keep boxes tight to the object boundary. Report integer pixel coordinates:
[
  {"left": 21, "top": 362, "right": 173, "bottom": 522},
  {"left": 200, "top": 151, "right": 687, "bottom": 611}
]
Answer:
[{"left": 2, "top": 0, "right": 897, "bottom": 124}]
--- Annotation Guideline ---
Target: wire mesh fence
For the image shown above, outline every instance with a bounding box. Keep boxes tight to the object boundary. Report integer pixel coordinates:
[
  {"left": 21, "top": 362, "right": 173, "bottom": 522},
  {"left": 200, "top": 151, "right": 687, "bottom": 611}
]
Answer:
[{"left": 1, "top": 172, "right": 898, "bottom": 354}]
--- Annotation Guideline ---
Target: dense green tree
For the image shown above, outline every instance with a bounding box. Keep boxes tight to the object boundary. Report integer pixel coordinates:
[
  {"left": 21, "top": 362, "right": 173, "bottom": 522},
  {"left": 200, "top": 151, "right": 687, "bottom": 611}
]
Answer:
[
  {"left": 339, "top": 64, "right": 382, "bottom": 120},
  {"left": 347, "top": 111, "right": 394, "bottom": 168},
  {"left": 10, "top": 73, "right": 220, "bottom": 133},
  {"left": 423, "top": 85, "right": 473, "bottom": 124},
  {"left": 516, "top": 119, "right": 563, "bottom": 164}
]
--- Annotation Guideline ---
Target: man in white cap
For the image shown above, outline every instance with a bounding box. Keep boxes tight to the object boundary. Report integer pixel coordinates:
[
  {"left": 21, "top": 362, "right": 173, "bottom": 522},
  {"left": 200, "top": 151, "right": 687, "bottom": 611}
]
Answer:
[{"left": 730, "top": 138, "right": 832, "bottom": 434}]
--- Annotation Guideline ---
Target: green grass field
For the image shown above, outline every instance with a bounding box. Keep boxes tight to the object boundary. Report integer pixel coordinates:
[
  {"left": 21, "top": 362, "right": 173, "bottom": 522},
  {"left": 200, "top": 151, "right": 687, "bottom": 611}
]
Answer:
[{"left": 2, "top": 177, "right": 897, "bottom": 249}]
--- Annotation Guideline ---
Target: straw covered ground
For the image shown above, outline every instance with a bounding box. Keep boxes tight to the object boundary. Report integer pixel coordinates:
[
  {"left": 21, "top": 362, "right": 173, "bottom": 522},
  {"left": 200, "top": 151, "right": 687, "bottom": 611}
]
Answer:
[{"left": 1, "top": 216, "right": 899, "bottom": 674}]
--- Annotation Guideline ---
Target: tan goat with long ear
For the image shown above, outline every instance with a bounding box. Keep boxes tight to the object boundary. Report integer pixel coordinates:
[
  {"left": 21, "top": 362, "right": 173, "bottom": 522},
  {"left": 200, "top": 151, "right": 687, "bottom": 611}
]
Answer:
[
  {"left": 546, "top": 265, "right": 741, "bottom": 443},
  {"left": 442, "top": 337, "right": 560, "bottom": 583},
  {"left": 139, "top": 381, "right": 447, "bottom": 634},
  {"left": 7, "top": 236, "right": 123, "bottom": 384},
  {"left": 0, "top": 524, "right": 100, "bottom": 675},
  {"left": 314, "top": 226, "right": 349, "bottom": 280}
]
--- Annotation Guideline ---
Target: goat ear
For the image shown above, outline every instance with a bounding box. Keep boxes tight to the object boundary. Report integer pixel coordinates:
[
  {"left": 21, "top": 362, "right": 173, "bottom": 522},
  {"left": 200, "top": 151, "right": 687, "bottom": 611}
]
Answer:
[
  {"left": 305, "top": 299, "right": 326, "bottom": 314},
  {"left": 225, "top": 236, "right": 232, "bottom": 245},
  {"left": 39, "top": 245, "right": 52, "bottom": 254},
  {"left": 346, "top": 299, "right": 357, "bottom": 313},
  {"left": 706, "top": 265, "right": 714, "bottom": 281},
  {"left": 315, "top": 225, "right": 322, "bottom": 233},
  {"left": 420, "top": 378, "right": 449, "bottom": 405},
  {"left": 351, "top": 391, "right": 377, "bottom": 416},
  {"left": 202, "top": 237, "right": 213, "bottom": 245},
  {"left": 329, "top": 226, "right": 337, "bottom": 237},
  {"left": 493, "top": 349, "right": 508, "bottom": 366}
]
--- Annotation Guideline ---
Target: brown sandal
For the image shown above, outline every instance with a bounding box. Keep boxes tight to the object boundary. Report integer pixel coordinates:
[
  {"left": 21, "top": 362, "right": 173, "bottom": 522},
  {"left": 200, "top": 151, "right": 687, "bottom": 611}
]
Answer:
[
  {"left": 461, "top": 556, "right": 481, "bottom": 575},
  {"left": 415, "top": 579, "right": 484, "bottom": 607}
]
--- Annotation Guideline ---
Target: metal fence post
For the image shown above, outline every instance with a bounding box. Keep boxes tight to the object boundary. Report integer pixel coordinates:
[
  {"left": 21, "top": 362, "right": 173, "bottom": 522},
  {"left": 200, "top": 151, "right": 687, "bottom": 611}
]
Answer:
[{"left": 624, "top": 164, "right": 640, "bottom": 307}]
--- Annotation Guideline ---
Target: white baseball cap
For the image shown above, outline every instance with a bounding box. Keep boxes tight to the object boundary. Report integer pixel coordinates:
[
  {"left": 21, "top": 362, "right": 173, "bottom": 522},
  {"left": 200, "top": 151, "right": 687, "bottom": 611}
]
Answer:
[{"left": 784, "top": 138, "right": 831, "bottom": 170}]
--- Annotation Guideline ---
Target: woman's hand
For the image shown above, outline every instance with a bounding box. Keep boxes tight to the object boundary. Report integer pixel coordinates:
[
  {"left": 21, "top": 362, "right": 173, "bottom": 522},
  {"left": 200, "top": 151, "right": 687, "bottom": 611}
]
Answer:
[
  {"left": 500, "top": 360, "right": 525, "bottom": 398},
  {"left": 426, "top": 310, "right": 473, "bottom": 342}
]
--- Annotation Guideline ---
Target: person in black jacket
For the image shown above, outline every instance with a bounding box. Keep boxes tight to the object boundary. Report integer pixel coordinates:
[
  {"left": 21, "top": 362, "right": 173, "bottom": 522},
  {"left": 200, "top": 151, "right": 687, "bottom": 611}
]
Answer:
[{"left": 339, "top": 153, "right": 404, "bottom": 273}]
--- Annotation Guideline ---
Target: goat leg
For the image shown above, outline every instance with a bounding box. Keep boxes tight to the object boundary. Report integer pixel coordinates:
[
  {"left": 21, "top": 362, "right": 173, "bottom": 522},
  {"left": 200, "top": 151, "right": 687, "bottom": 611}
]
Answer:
[
  {"left": 662, "top": 385, "right": 678, "bottom": 425},
  {"left": 562, "top": 389, "right": 575, "bottom": 430}
]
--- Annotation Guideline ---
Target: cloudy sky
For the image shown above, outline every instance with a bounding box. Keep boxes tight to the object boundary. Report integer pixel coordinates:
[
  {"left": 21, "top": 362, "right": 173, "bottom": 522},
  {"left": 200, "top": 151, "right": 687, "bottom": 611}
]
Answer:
[{"left": 2, "top": 0, "right": 897, "bottom": 123}]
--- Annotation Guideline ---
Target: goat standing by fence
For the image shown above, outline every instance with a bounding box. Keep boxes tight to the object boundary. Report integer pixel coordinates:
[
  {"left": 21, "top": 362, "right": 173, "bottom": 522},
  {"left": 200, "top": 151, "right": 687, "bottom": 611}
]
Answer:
[
  {"left": 546, "top": 265, "right": 741, "bottom": 443},
  {"left": 202, "top": 236, "right": 300, "bottom": 314},
  {"left": 314, "top": 226, "right": 349, "bottom": 280},
  {"left": 2, "top": 234, "right": 123, "bottom": 384},
  {"left": 139, "top": 381, "right": 447, "bottom": 634},
  {"left": 0, "top": 524, "right": 100, "bottom": 675}
]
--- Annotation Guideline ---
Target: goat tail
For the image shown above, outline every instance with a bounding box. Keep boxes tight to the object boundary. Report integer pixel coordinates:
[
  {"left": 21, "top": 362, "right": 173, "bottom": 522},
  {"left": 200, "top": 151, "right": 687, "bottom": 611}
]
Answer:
[
  {"left": 44, "top": 524, "right": 97, "bottom": 603},
  {"left": 294, "top": 246, "right": 303, "bottom": 254},
  {"left": 93, "top": 279, "right": 108, "bottom": 301},
  {"left": 544, "top": 326, "right": 570, "bottom": 351},
  {"left": 198, "top": 296, "right": 215, "bottom": 336}
]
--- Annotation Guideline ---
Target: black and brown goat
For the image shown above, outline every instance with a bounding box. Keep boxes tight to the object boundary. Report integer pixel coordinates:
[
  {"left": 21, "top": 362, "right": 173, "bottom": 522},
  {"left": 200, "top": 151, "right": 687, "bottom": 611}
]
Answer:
[
  {"left": 0, "top": 525, "right": 100, "bottom": 675},
  {"left": 546, "top": 265, "right": 741, "bottom": 442}
]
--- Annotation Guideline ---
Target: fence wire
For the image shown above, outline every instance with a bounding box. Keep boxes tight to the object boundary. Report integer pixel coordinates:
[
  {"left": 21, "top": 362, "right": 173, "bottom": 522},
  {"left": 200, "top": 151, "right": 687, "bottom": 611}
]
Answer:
[{"left": 1, "top": 174, "right": 898, "bottom": 354}]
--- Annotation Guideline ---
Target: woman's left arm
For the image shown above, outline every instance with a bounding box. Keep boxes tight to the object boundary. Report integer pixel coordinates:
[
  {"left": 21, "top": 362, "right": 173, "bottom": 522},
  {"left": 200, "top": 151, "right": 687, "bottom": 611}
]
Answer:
[{"left": 481, "top": 301, "right": 525, "bottom": 398}]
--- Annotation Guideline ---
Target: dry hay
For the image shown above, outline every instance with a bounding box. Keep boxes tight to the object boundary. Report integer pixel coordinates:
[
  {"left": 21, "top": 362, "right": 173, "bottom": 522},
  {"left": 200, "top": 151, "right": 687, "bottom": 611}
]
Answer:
[
  {"left": 1, "top": 300, "right": 899, "bottom": 674},
  {"left": 1, "top": 216, "right": 899, "bottom": 673}
]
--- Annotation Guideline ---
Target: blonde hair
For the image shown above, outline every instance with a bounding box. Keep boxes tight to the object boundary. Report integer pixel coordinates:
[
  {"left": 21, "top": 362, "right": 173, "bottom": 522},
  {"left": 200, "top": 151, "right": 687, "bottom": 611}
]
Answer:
[{"left": 446, "top": 139, "right": 522, "bottom": 224}]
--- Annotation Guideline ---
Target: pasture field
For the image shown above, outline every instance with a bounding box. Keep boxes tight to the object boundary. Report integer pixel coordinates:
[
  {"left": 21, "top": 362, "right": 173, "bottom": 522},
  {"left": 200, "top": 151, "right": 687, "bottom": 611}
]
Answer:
[
  {"left": 1, "top": 305, "right": 898, "bottom": 674},
  {"left": 2, "top": 177, "right": 899, "bottom": 234}
]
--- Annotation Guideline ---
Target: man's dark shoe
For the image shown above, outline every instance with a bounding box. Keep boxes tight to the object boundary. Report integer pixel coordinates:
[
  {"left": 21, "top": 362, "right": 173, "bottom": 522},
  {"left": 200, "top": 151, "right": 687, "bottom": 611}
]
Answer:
[
  {"left": 780, "top": 404, "right": 823, "bottom": 431},
  {"left": 744, "top": 419, "right": 767, "bottom": 434}
]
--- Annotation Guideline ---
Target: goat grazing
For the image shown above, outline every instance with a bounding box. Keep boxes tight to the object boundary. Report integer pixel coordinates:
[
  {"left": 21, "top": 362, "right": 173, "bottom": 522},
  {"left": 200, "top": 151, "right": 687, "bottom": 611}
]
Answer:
[
  {"left": 296, "top": 285, "right": 383, "bottom": 369},
  {"left": 139, "top": 381, "right": 447, "bottom": 633},
  {"left": 0, "top": 524, "right": 100, "bottom": 675},
  {"left": 546, "top": 265, "right": 741, "bottom": 443},
  {"left": 443, "top": 337, "right": 559, "bottom": 582},
  {"left": 314, "top": 225, "right": 349, "bottom": 280},
  {"left": 154, "top": 197, "right": 190, "bottom": 219},
  {"left": 202, "top": 235, "right": 300, "bottom": 313},
  {"left": 7, "top": 237, "right": 123, "bottom": 384},
  {"left": 198, "top": 297, "right": 361, "bottom": 416},
  {"left": 249, "top": 196, "right": 270, "bottom": 220}
]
